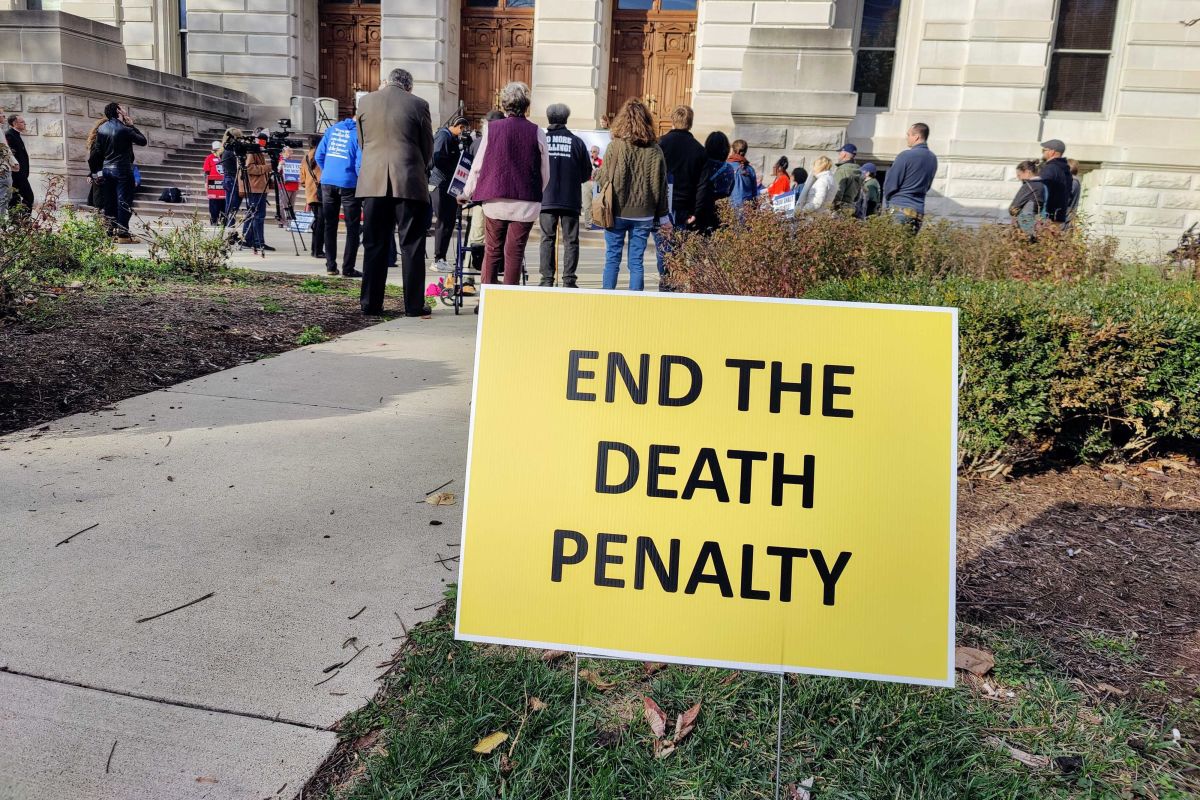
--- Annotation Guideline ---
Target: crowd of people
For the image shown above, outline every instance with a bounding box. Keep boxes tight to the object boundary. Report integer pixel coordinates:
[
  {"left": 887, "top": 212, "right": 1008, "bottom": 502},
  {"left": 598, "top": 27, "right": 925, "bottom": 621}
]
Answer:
[{"left": 46, "top": 76, "right": 1085, "bottom": 316}]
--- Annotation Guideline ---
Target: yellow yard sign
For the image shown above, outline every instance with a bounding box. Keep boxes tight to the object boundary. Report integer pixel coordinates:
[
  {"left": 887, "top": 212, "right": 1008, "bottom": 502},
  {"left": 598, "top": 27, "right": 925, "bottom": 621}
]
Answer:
[{"left": 455, "top": 286, "right": 958, "bottom": 686}]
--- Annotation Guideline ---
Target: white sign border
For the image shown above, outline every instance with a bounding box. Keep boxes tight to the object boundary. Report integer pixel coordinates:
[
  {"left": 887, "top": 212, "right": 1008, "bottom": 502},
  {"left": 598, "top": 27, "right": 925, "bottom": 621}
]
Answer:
[{"left": 454, "top": 284, "right": 959, "bottom": 689}]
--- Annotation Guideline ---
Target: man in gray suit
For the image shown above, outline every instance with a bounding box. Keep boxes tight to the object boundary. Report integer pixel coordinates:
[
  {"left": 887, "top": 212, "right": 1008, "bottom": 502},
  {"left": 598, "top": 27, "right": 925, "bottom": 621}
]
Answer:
[{"left": 356, "top": 67, "right": 435, "bottom": 317}]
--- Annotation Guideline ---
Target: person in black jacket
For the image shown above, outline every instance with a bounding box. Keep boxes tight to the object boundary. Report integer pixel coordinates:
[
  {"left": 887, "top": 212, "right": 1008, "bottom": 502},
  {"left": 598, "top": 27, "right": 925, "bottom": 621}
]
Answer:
[
  {"left": 429, "top": 113, "right": 468, "bottom": 272},
  {"left": 5, "top": 115, "right": 33, "bottom": 215},
  {"left": 538, "top": 103, "right": 592, "bottom": 288},
  {"left": 88, "top": 103, "right": 147, "bottom": 242},
  {"left": 1037, "top": 138, "right": 1072, "bottom": 224},
  {"left": 691, "top": 131, "right": 732, "bottom": 235},
  {"left": 655, "top": 105, "right": 707, "bottom": 286}
]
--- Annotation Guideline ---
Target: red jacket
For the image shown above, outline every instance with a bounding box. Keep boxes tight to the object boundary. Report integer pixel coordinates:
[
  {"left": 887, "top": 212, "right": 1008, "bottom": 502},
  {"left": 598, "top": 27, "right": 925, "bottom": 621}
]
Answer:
[{"left": 203, "top": 152, "right": 226, "bottom": 199}]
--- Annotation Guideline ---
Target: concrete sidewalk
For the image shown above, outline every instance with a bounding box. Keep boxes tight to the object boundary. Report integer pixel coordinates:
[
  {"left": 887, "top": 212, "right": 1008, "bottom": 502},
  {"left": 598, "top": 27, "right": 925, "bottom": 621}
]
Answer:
[{"left": 0, "top": 314, "right": 478, "bottom": 798}]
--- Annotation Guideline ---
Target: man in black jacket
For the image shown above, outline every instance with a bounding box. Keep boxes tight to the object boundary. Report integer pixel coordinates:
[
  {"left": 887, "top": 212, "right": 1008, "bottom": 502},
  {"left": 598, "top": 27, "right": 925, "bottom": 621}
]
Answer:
[
  {"left": 539, "top": 103, "right": 592, "bottom": 288},
  {"left": 1037, "top": 138, "right": 1072, "bottom": 224},
  {"left": 429, "top": 113, "right": 468, "bottom": 272},
  {"left": 655, "top": 105, "right": 706, "bottom": 286},
  {"left": 5, "top": 115, "right": 33, "bottom": 215},
  {"left": 89, "top": 102, "right": 147, "bottom": 242}
]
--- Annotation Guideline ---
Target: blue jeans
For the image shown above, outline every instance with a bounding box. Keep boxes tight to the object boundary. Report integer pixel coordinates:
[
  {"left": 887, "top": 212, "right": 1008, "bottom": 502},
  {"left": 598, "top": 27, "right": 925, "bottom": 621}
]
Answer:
[
  {"left": 222, "top": 175, "right": 240, "bottom": 224},
  {"left": 603, "top": 218, "right": 654, "bottom": 291},
  {"left": 242, "top": 193, "right": 266, "bottom": 247},
  {"left": 101, "top": 166, "right": 136, "bottom": 236}
]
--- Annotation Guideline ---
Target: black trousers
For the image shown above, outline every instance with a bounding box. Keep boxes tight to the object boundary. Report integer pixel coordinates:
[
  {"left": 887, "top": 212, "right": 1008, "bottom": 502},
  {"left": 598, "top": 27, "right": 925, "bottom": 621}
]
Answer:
[
  {"left": 10, "top": 175, "right": 33, "bottom": 214},
  {"left": 362, "top": 197, "right": 429, "bottom": 316},
  {"left": 429, "top": 186, "right": 457, "bottom": 261},
  {"left": 320, "top": 184, "right": 362, "bottom": 274},
  {"left": 538, "top": 211, "right": 581, "bottom": 287},
  {"left": 308, "top": 202, "right": 325, "bottom": 256}
]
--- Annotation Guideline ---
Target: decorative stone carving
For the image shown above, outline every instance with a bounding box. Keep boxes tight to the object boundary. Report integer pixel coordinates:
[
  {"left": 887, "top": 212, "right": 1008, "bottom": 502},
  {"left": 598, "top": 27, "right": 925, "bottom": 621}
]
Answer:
[{"left": 23, "top": 93, "right": 63, "bottom": 113}]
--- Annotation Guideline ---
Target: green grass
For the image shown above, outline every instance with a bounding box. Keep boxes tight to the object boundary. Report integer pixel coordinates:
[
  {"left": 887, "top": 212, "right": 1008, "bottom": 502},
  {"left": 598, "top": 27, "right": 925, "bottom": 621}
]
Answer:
[
  {"left": 260, "top": 297, "right": 284, "bottom": 313},
  {"left": 298, "top": 277, "right": 332, "bottom": 295},
  {"left": 1079, "top": 632, "right": 1141, "bottom": 665},
  {"left": 297, "top": 325, "right": 330, "bottom": 346},
  {"left": 327, "top": 595, "right": 1197, "bottom": 800}
]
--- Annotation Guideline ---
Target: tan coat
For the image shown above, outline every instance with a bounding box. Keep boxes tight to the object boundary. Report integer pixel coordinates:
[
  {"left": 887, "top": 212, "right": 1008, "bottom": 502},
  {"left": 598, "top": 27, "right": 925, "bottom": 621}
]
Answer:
[
  {"left": 238, "top": 152, "right": 270, "bottom": 195},
  {"left": 299, "top": 151, "right": 321, "bottom": 205},
  {"left": 354, "top": 84, "right": 434, "bottom": 200}
]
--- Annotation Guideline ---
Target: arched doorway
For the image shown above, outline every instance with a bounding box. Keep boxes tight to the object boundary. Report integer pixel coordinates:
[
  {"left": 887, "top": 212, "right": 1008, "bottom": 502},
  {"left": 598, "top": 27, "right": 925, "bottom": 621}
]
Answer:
[
  {"left": 459, "top": 0, "right": 535, "bottom": 124},
  {"left": 607, "top": 0, "right": 697, "bottom": 133},
  {"left": 319, "top": 0, "right": 381, "bottom": 120}
]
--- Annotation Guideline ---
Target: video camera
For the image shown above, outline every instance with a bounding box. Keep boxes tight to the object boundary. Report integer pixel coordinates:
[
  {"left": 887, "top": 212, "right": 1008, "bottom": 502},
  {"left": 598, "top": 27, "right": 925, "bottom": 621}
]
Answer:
[{"left": 263, "top": 119, "right": 305, "bottom": 167}]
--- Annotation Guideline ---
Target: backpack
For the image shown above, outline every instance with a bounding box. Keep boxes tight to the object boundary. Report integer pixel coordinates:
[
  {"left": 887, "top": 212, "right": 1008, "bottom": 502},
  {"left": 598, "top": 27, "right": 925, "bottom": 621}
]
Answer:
[
  {"left": 730, "top": 163, "right": 757, "bottom": 205},
  {"left": 709, "top": 161, "right": 735, "bottom": 198},
  {"left": 159, "top": 187, "right": 184, "bottom": 203}
]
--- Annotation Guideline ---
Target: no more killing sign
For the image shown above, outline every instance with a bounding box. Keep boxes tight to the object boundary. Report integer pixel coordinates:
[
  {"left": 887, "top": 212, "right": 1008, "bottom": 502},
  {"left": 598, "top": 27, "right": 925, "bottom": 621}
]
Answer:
[{"left": 455, "top": 287, "right": 958, "bottom": 687}]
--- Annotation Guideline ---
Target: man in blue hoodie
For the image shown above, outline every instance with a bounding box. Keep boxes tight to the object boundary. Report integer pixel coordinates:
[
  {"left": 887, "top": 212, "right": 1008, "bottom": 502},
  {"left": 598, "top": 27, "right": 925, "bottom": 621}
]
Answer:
[
  {"left": 882, "top": 122, "right": 938, "bottom": 233},
  {"left": 315, "top": 117, "right": 363, "bottom": 277}
]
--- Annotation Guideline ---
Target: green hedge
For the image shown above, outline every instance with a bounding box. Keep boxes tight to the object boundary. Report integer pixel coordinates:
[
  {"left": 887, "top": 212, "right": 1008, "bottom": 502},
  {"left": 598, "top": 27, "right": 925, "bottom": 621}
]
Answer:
[{"left": 803, "top": 275, "right": 1200, "bottom": 471}]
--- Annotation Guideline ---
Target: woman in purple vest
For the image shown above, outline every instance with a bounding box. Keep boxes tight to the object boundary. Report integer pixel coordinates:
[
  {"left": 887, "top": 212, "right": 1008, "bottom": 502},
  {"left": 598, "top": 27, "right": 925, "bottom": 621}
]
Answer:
[
  {"left": 462, "top": 81, "right": 549, "bottom": 285},
  {"left": 594, "top": 98, "right": 671, "bottom": 291}
]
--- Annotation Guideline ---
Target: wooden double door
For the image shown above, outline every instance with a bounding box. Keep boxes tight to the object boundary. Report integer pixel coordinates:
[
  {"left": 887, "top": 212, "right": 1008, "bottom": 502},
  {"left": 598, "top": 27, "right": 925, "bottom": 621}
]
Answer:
[
  {"left": 609, "top": 0, "right": 697, "bottom": 133},
  {"left": 319, "top": 0, "right": 381, "bottom": 120},
  {"left": 460, "top": 0, "right": 535, "bottom": 124}
]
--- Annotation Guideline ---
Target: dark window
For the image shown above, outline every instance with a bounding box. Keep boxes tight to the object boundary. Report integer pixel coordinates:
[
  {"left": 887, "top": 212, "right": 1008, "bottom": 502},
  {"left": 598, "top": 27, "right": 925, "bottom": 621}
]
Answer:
[
  {"left": 1045, "top": 0, "right": 1117, "bottom": 113},
  {"left": 179, "top": 0, "right": 188, "bottom": 77},
  {"left": 854, "top": 0, "right": 902, "bottom": 108}
]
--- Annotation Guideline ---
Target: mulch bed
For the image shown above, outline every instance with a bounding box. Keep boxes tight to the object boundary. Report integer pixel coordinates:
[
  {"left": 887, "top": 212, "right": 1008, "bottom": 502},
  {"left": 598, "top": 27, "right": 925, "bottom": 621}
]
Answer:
[
  {"left": 0, "top": 274, "right": 397, "bottom": 436},
  {"left": 958, "top": 460, "right": 1200, "bottom": 708}
]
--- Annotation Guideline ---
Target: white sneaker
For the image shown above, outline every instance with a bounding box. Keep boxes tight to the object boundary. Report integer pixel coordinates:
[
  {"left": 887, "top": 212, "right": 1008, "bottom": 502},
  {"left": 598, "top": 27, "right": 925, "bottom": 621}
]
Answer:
[{"left": 433, "top": 259, "right": 450, "bottom": 272}]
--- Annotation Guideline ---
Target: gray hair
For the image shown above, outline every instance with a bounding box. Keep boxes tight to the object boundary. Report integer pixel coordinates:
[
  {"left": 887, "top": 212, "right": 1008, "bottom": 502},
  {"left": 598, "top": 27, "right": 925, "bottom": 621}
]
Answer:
[
  {"left": 546, "top": 103, "right": 571, "bottom": 125},
  {"left": 386, "top": 68, "right": 414, "bottom": 91},
  {"left": 498, "top": 82, "right": 531, "bottom": 117}
]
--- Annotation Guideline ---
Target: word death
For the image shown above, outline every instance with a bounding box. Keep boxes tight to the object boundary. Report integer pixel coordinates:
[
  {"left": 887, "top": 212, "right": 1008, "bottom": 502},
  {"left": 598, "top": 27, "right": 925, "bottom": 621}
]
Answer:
[{"left": 551, "top": 530, "right": 852, "bottom": 606}]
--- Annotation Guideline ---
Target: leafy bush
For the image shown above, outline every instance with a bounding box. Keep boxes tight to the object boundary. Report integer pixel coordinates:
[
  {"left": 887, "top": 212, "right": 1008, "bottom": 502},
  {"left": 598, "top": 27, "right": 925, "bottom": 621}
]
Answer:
[
  {"left": 664, "top": 203, "right": 1122, "bottom": 295},
  {"left": 805, "top": 275, "right": 1200, "bottom": 471},
  {"left": 296, "top": 325, "right": 329, "bottom": 346},
  {"left": 141, "top": 213, "right": 233, "bottom": 280}
]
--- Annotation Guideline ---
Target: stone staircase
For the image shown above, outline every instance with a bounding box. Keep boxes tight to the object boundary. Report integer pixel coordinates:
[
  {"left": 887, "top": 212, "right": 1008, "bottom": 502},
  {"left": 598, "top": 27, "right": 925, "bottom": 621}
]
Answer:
[{"left": 134, "top": 129, "right": 227, "bottom": 218}]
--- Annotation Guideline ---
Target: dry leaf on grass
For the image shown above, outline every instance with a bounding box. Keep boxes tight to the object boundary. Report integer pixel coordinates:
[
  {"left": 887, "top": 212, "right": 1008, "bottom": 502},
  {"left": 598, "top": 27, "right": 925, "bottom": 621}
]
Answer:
[
  {"left": 424, "top": 492, "right": 456, "bottom": 506},
  {"left": 643, "top": 661, "right": 666, "bottom": 676},
  {"left": 985, "top": 736, "right": 1050, "bottom": 769},
  {"left": 1096, "top": 682, "right": 1128, "bottom": 697},
  {"left": 788, "top": 777, "right": 815, "bottom": 799},
  {"left": 642, "top": 696, "right": 668, "bottom": 738},
  {"left": 472, "top": 732, "right": 509, "bottom": 754},
  {"left": 529, "top": 697, "right": 547, "bottom": 712},
  {"left": 674, "top": 702, "right": 701, "bottom": 744},
  {"left": 540, "top": 649, "right": 567, "bottom": 662},
  {"left": 580, "top": 669, "right": 615, "bottom": 690},
  {"left": 955, "top": 646, "right": 995, "bottom": 677}
]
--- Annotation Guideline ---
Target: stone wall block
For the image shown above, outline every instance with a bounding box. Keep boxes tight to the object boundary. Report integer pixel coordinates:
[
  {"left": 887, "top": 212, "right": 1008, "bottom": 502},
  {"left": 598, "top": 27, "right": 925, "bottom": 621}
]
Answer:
[
  {"left": 788, "top": 126, "right": 845, "bottom": 150},
  {"left": 734, "top": 123, "right": 786, "bottom": 149},
  {"left": 87, "top": 98, "right": 108, "bottom": 118},
  {"left": 1160, "top": 192, "right": 1200, "bottom": 210},
  {"left": 130, "top": 108, "right": 164, "bottom": 127},
  {"left": 950, "top": 180, "right": 1015, "bottom": 200},
  {"left": 0, "top": 92, "right": 20, "bottom": 112},
  {"left": 949, "top": 162, "right": 1007, "bottom": 181},
  {"left": 42, "top": 119, "right": 63, "bottom": 137},
  {"left": 66, "top": 118, "right": 96, "bottom": 138},
  {"left": 64, "top": 95, "right": 87, "bottom": 116},
  {"left": 1127, "top": 210, "right": 1185, "bottom": 228},
  {"left": 25, "top": 139, "right": 65, "bottom": 160},
  {"left": 19, "top": 118, "right": 39, "bottom": 136},
  {"left": 1099, "top": 170, "right": 1134, "bottom": 186},
  {"left": 1103, "top": 188, "right": 1161, "bottom": 208},
  {"left": 1134, "top": 172, "right": 1191, "bottom": 190},
  {"left": 23, "top": 93, "right": 62, "bottom": 113},
  {"left": 164, "top": 113, "right": 196, "bottom": 131},
  {"left": 1096, "top": 210, "right": 1127, "bottom": 226}
]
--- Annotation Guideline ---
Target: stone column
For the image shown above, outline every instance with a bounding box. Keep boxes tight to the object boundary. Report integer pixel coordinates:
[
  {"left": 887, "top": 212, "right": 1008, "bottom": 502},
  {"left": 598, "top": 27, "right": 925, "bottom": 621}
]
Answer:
[
  {"left": 185, "top": 0, "right": 301, "bottom": 126},
  {"left": 381, "top": 0, "right": 455, "bottom": 124},
  {"left": 530, "top": 0, "right": 605, "bottom": 128},
  {"left": 730, "top": 27, "right": 857, "bottom": 175},
  {"left": 692, "top": 0, "right": 835, "bottom": 135}
]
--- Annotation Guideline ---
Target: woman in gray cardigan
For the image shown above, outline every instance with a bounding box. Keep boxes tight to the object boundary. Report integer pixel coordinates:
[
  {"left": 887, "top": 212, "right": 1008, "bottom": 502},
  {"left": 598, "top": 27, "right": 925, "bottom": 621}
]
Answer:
[{"left": 594, "top": 99, "right": 671, "bottom": 291}]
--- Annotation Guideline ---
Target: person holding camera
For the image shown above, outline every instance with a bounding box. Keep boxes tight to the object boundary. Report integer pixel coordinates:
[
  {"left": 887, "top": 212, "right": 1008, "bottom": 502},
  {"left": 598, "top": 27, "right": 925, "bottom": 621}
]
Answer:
[
  {"left": 239, "top": 138, "right": 273, "bottom": 252},
  {"left": 88, "top": 102, "right": 147, "bottom": 242},
  {"left": 430, "top": 113, "right": 468, "bottom": 272},
  {"left": 315, "top": 115, "right": 363, "bottom": 278}
]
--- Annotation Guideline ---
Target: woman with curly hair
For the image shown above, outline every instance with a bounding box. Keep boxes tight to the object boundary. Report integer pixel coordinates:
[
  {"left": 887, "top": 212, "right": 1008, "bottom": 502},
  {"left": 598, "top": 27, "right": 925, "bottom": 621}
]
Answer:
[{"left": 594, "top": 98, "right": 670, "bottom": 291}]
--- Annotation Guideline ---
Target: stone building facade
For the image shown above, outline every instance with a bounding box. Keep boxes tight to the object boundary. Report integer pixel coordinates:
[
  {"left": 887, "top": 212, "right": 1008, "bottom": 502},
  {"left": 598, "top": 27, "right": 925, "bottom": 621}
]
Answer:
[{"left": 1, "top": 0, "right": 1198, "bottom": 255}]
